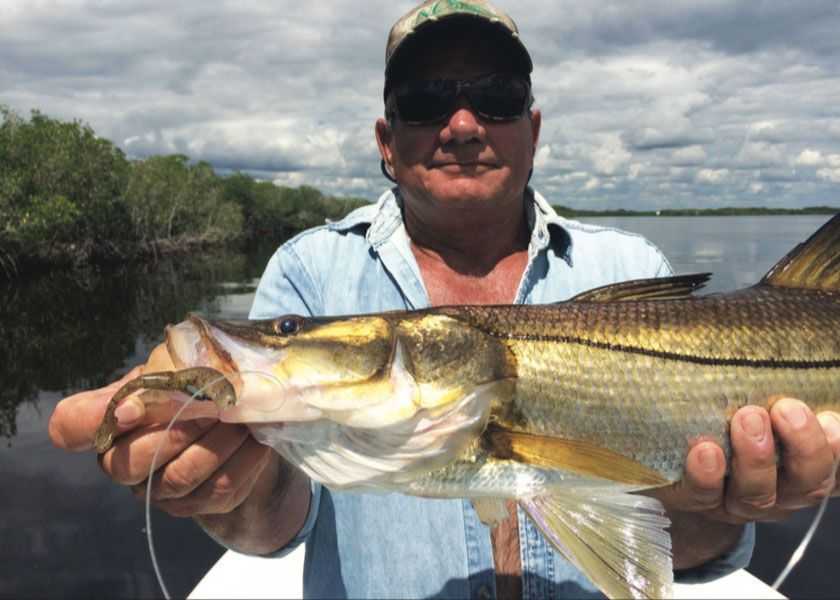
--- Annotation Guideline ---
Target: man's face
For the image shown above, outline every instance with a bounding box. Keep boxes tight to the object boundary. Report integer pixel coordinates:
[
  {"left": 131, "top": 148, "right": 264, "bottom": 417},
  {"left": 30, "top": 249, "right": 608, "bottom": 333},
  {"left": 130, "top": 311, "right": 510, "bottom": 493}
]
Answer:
[{"left": 376, "top": 34, "right": 540, "bottom": 213}]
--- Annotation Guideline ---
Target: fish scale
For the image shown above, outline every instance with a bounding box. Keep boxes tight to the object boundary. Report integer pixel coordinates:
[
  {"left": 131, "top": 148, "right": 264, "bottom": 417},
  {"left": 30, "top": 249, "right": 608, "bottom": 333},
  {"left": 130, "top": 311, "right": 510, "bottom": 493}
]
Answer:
[{"left": 452, "top": 288, "right": 840, "bottom": 364}]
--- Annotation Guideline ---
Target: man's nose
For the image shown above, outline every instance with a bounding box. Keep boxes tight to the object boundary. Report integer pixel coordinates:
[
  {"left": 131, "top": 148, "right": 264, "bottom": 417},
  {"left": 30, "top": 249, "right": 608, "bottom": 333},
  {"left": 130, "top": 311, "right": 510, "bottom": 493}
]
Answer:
[{"left": 442, "top": 96, "right": 484, "bottom": 144}]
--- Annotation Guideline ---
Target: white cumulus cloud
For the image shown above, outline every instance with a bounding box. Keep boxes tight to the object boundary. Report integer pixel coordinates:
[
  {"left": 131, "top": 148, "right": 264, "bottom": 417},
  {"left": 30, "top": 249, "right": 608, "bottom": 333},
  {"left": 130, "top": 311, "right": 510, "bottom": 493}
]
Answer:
[
  {"left": 696, "top": 168, "right": 730, "bottom": 184},
  {"left": 794, "top": 149, "right": 825, "bottom": 166}
]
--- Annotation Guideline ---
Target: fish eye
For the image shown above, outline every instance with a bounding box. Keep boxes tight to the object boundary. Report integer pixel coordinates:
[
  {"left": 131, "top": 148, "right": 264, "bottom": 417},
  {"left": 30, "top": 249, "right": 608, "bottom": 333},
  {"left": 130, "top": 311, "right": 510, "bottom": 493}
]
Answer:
[{"left": 275, "top": 317, "right": 301, "bottom": 336}]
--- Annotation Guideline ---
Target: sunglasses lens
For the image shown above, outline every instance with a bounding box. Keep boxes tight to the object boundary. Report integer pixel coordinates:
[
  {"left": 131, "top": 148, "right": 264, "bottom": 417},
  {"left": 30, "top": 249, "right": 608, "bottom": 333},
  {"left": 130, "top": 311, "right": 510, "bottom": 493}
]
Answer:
[
  {"left": 470, "top": 76, "right": 530, "bottom": 120},
  {"left": 392, "top": 75, "right": 529, "bottom": 124},
  {"left": 394, "top": 80, "right": 455, "bottom": 124}
]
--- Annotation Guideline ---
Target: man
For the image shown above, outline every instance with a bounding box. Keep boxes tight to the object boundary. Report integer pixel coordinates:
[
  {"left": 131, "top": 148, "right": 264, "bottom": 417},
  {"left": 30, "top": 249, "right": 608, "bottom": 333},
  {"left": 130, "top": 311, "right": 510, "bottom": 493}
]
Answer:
[{"left": 50, "top": 1, "right": 840, "bottom": 598}]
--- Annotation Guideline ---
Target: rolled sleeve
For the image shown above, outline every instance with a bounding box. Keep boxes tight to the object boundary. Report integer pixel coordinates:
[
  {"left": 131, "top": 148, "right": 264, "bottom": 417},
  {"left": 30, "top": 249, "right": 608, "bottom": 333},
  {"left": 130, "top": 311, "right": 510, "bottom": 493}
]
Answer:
[{"left": 674, "top": 522, "right": 755, "bottom": 584}]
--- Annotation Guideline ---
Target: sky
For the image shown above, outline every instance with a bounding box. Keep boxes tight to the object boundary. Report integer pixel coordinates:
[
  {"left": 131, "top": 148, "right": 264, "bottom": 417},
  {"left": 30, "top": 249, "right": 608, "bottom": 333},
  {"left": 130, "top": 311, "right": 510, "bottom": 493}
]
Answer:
[{"left": 2, "top": 0, "right": 840, "bottom": 210}]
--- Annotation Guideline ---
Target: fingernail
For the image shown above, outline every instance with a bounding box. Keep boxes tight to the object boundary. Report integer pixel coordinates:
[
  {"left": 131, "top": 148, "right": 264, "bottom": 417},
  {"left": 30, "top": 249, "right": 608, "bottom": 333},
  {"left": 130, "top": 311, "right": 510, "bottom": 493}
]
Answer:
[
  {"left": 818, "top": 413, "right": 840, "bottom": 443},
  {"left": 740, "top": 411, "right": 766, "bottom": 442},
  {"left": 115, "top": 401, "right": 142, "bottom": 426},
  {"left": 698, "top": 446, "right": 720, "bottom": 472},
  {"left": 779, "top": 399, "right": 809, "bottom": 429}
]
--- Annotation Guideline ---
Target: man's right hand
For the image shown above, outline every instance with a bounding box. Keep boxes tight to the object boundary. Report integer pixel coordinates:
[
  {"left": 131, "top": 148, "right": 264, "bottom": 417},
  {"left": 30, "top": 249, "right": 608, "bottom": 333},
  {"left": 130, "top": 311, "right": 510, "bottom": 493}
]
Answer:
[{"left": 47, "top": 344, "right": 311, "bottom": 554}]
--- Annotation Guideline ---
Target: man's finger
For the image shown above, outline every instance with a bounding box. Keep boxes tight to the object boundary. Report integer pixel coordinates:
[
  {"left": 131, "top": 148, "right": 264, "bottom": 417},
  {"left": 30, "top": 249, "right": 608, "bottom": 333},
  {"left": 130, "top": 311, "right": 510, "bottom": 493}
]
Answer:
[
  {"left": 771, "top": 398, "right": 836, "bottom": 509},
  {"left": 724, "top": 406, "right": 778, "bottom": 519},
  {"left": 153, "top": 437, "right": 272, "bottom": 517},
  {"left": 150, "top": 424, "right": 251, "bottom": 500},
  {"left": 655, "top": 441, "right": 726, "bottom": 513},
  {"left": 816, "top": 411, "right": 840, "bottom": 494},
  {"left": 99, "top": 418, "right": 218, "bottom": 485}
]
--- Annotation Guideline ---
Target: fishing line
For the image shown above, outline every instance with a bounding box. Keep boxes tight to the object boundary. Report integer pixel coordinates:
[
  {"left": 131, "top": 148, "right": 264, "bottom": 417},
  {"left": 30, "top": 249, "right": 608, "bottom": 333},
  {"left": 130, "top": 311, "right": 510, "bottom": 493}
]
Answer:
[
  {"left": 771, "top": 454, "right": 839, "bottom": 591},
  {"left": 144, "top": 371, "right": 286, "bottom": 599}
]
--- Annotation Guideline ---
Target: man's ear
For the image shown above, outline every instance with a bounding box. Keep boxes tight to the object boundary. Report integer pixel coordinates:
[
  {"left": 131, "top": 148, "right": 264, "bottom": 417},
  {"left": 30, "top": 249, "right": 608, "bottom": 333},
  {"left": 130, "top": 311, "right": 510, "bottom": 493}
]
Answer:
[
  {"left": 529, "top": 109, "right": 542, "bottom": 157},
  {"left": 375, "top": 118, "right": 394, "bottom": 166}
]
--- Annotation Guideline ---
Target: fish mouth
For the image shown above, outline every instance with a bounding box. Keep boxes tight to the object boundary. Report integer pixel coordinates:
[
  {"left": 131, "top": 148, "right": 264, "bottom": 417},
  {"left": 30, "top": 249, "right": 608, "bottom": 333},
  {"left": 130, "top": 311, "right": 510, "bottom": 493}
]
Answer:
[{"left": 165, "top": 314, "right": 321, "bottom": 424}]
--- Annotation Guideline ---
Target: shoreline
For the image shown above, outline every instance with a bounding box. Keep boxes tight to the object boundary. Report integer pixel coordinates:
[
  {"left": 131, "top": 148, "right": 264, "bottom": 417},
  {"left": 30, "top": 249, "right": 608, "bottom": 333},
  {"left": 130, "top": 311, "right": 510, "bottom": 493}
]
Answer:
[
  {"left": 4, "top": 210, "right": 838, "bottom": 280},
  {"left": 553, "top": 205, "right": 840, "bottom": 218}
]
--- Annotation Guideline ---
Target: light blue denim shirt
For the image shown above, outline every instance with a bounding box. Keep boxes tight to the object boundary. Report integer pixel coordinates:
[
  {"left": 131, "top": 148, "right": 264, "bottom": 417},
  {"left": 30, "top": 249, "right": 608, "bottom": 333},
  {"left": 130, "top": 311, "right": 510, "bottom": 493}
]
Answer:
[{"left": 249, "top": 188, "right": 755, "bottom": 599}]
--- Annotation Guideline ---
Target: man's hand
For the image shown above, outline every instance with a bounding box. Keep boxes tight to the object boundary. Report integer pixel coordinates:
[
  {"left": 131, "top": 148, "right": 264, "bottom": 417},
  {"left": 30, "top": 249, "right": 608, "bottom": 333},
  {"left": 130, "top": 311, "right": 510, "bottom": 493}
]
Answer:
[
  {"left": 48, "top": 344, "right": 311, "bottom": 554},
  {"left": 651, "top": 398, "right": 840, "bottom": 570}
]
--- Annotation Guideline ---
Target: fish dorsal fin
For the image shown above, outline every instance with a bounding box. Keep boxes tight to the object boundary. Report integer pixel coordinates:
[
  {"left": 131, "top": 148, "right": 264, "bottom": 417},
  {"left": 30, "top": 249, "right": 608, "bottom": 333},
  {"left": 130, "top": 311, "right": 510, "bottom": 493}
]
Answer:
[
  {"left": 520, "top": 491, "right": 673, "bottom": 599},
  {"left": 486, "top": 425, "right": 670, "bottom": 487},
  {"left": 568, "top": 273, "right": 711, "bottom": 303},
  {"left": 761, "top": 213, "right": 840, "bottom": 291}
]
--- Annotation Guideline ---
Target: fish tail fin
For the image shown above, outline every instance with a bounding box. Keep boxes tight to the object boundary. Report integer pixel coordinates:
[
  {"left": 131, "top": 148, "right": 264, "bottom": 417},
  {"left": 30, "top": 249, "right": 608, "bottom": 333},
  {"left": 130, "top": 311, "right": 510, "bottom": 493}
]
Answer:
[
  {"left": 520, "top": 490, "right": 673, "bottom": 600},
  {"left": 761, "top": 213, "right": 840, "bottom": 291}
]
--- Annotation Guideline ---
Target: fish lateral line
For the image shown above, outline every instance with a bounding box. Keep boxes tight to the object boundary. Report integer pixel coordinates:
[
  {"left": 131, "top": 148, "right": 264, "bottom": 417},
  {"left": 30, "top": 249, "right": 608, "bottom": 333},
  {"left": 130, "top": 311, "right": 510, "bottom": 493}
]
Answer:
[{"left": 496, "top": 332, "right": 840, "bottom": 369}]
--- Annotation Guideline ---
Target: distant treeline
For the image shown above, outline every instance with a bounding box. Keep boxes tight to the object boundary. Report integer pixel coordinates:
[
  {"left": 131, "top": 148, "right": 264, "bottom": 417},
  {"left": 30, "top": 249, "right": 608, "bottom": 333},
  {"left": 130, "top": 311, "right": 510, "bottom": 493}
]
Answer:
[
  {"left": 553, "top": 205, "right": 840, "bottom": 218},
  {"left": 4, "top": 106, "right": 838, "bottom": 278},
  {"left": 0, "top": 106, "right": 369, "bottom": 278}
]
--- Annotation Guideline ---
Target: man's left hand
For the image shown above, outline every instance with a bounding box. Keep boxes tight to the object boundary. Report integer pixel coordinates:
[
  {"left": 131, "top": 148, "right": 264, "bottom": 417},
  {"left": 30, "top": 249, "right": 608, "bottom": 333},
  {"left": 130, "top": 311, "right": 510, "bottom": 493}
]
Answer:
[{"left": 651, "top": 398, "right": 840, "bottom": 570}]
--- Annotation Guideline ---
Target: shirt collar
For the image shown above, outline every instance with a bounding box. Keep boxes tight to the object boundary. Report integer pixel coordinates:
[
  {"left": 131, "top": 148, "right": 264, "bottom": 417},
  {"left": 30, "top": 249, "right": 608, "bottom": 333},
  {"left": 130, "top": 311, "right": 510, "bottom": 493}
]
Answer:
[{"left": 327, "top": 186, "right": 573, "bottom": 264}]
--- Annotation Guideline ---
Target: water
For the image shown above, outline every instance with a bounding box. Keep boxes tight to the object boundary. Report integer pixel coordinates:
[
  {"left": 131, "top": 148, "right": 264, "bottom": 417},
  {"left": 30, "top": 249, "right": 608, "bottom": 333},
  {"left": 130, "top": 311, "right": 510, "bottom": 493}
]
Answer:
[
  {"left": 1, "top": 215, "right": 838, "bottom": 598},
  {"left": 0, "top": 248, "right": 272, "bottom": 599}
]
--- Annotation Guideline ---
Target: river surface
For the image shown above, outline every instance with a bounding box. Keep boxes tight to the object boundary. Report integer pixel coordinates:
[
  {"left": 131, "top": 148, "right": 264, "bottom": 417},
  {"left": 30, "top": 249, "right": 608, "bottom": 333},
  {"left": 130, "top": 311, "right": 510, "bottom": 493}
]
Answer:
[{"left": 2, "top": 215, "right": 839, "bottom": 598}]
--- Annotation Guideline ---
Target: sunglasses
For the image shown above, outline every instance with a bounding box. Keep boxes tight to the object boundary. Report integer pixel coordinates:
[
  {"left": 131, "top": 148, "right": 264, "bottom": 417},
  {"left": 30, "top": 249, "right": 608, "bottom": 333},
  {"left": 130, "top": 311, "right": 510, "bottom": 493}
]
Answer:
[{"left": 388, "top": 73, "right": 531, "bottom": 125}]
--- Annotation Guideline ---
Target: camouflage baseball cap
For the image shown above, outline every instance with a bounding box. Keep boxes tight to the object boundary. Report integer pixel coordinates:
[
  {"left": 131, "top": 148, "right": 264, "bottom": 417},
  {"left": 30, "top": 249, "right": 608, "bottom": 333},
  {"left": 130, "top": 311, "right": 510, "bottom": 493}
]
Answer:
[{"left": 384, "top": 0, "right": 533, "bottom": 99}]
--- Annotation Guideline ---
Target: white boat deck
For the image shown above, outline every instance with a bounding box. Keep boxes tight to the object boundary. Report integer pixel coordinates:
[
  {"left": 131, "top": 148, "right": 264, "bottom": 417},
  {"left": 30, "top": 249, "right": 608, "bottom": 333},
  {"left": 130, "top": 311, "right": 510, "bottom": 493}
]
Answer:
[{"left": 189, "top": 546, "right": 785, "bottom": 599}]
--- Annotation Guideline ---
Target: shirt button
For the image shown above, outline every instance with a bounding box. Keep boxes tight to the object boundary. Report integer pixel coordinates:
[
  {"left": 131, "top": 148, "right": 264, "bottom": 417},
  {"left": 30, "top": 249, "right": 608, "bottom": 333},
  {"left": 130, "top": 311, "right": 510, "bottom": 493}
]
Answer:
[{"left": 477, "top": 585, "right": 492, "bottom": 600}]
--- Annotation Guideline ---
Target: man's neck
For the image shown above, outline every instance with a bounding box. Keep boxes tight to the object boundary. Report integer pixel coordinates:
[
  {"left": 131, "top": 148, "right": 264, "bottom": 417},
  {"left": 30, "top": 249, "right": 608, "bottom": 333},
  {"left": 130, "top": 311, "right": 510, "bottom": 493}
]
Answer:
[{"left": 403, "top": 193, "right": 530, "bottom": 277}]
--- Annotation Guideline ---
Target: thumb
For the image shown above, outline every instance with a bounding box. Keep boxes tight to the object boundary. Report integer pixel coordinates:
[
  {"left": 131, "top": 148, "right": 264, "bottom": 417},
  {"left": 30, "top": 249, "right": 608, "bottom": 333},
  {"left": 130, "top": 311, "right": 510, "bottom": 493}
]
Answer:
[
  {"left": 49, "top": 365, "right": 145, "bottom": 451},
  {"left": 651, "top": 441, "right": 726, "bottom": 513}
]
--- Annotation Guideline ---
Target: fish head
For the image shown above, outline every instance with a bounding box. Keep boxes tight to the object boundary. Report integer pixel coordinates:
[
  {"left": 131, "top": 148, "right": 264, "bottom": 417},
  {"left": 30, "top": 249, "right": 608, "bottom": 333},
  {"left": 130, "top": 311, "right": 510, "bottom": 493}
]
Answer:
[{"left": 164, "top": 310, "right": 514, "bottom": 429}]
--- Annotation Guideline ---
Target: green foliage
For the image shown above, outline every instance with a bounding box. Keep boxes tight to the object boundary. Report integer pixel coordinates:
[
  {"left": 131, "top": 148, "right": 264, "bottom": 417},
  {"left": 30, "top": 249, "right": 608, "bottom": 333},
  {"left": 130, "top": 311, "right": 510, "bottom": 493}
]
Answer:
[
  {"left": 0, "top": 105, "right": 131, "bottom": 245},
  {"left": 124, "top": 155, "right": 243, "bottom": 243},
  {"left": 14, "top": 194, "right": 81, "bottom": 243},
  {"left": 1, "top": 105, "right": 371, "bottom": 277},
  {"left": 240, "top": 182, "right": 369, "bottom": 238}
]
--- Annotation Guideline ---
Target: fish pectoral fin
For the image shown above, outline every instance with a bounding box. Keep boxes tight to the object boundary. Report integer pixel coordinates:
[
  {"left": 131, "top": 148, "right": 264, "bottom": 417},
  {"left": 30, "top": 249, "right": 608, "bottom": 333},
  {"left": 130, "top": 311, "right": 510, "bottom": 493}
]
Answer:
[
  {"left": 485, "top": 425, "right": 670, "bottom": 488},
  {"left": 472, "top": 498, "right": 510, "bottom": 528},
  {"left": 567, "top": 273, "right": 711, "bottom": 303},
  {"left": 520, "top": 490, "right": 673, "bottom": 600}
]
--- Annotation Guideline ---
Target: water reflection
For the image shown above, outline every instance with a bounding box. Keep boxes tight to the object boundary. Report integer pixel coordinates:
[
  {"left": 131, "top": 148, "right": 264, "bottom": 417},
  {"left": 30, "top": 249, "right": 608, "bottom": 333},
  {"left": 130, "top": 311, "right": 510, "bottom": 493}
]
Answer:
[{"left": 0, "top": 244, "right": 273, "bottom": 599}]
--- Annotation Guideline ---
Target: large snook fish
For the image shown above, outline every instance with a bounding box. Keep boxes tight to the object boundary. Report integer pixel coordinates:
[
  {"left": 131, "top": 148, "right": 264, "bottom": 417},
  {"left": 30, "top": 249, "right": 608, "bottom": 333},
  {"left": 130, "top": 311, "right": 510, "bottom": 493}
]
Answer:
[{"left": 95, "top": 214, "right": 840, "bottom": 599}]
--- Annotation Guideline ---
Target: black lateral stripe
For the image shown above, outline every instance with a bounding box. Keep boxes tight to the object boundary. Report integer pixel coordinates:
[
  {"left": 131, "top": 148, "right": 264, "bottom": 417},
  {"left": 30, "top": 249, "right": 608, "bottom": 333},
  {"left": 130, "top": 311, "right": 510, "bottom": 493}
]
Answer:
[{"left": 500, "top": 332, "right": 840, "bottom": 369}]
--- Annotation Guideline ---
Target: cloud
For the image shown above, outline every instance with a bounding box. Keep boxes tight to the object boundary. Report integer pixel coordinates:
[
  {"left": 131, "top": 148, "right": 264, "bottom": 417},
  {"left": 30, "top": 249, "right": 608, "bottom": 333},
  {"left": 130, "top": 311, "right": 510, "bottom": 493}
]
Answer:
[
  {"left": 3, "top": 0, "right": 840, "bottom": 208},
  {"left": 670, "top": 145, "right": 707, "bottom": 166},
  {"left": 817, "top": 168, "right": 840, "bottom": 183},
  {"left": 735, "top": 141, "right": 786, "bottom": 168},
  {"left": 589, "top": 135, "right": 631, "bottom": 175},
  {"left": 795, "top": 149, "right": 826, "bottom": 166},
  {"left": 696, "top": 169, "right": 730, "bottom": 184},
  {"left": 583, "top": 177, "right": 601, "bottom": 191}
]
